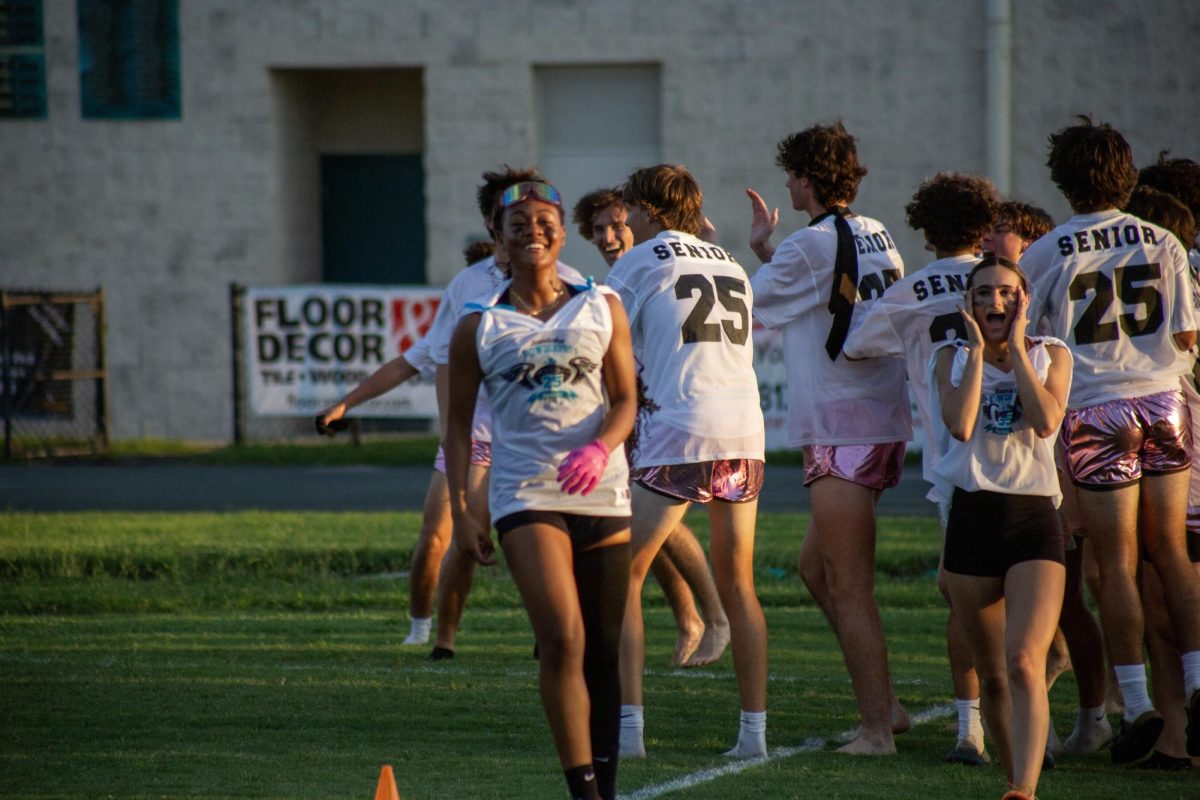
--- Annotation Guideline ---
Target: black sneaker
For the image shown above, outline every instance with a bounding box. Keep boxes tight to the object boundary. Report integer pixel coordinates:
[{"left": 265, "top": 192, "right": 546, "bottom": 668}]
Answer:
[
  {"left": 428, "top": 646, "right": 454, "bottom": 661},
  {"left": 1110, "top": 710, "right": 1164, "bottom": 765},
  {"left": 943, "top": 739, "right": 990, "bottom": 766},
  {"left": 1137, "top": 750, "right": 1192, "bottom": 771},
  {"left": 1187, "top": 689, "right": 1200, "bottom": 757}
]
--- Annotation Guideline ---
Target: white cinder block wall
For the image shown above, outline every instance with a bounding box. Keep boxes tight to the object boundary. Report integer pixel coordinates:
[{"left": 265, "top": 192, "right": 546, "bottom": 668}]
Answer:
[{"left": 2, "top": 0, "right": 1197, "bottom": 441}]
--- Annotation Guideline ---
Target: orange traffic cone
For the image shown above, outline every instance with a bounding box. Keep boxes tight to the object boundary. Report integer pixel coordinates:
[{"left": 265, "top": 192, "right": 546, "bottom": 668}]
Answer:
[{"left": 374, "top": 765, "right": 401, "bottom": 800}]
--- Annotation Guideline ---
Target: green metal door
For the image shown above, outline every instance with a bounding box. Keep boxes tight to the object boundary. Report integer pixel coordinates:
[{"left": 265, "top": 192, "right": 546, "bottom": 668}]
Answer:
[{"left": 320, "top": 154, "right": 426, "bottom": 284}]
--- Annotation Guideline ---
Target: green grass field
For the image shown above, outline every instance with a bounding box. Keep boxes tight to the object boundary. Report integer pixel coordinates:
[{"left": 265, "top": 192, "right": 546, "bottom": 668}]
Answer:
[{"left": 1, "top": 511, "right": 1193, "bottom": 799}]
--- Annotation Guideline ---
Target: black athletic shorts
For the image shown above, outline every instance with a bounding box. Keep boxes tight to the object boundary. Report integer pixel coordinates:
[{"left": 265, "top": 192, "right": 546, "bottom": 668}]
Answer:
[
  {"left": 944, "top": 488, "right": 1065, "bottom": 577},
  {"left": 496, "top": 510, "right": 631, "bottom": 549}
]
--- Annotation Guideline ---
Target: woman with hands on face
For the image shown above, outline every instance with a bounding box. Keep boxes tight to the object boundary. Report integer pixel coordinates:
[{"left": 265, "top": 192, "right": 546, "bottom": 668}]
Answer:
[
  {"left": 930, "top": 255, "right": 1074, "bottom": 800},
  {"left": 444, "top": 179, "right": 637, "bottom": 800}
]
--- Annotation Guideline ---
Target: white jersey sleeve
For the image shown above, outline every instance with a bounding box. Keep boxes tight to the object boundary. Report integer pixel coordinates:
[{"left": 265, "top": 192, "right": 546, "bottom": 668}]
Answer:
[{"left": 750, "top": 232, "right": 822, "bottom": 329}]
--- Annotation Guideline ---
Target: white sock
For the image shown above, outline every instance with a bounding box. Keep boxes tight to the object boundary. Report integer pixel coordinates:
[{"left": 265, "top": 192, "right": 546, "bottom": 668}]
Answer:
[
  {"left": 724, "top": 709, "right": 766, "bottom": 757},
  {"left": 1182, "top": 650, "right": 1200, "bottom": 697},
  {"left": 619, "top": 705, "right": 645, "bottom": 758},
  {"left": 404, "top": 616, "right": 431, "bottom": 644},
  {"left": 1113, "top": 664, "right": 1154, "bottom": 722},
  {"left": 956, "top": 698, "right": 983, "bottom": 744},
  {"left": 1077, "top": 704, "right": 1106, "bottom": 727}
]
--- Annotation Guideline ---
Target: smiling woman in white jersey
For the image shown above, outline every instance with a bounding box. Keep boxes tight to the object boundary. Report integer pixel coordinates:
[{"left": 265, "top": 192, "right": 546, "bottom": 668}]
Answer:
[{"left": 445, "top": 180, "right": 636, "bottom": 800}]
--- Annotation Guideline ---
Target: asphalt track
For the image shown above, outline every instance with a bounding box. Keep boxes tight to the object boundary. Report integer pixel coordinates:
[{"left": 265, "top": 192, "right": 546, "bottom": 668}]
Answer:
[{"left": 0, "top": 462, "right": 935, "bottom": 516}]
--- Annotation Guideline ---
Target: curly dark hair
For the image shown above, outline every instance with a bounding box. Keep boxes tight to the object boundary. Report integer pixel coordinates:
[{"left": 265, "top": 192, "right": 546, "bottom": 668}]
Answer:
[
  {"left": 1125, "top": 185, "right": 1196, "bottom": 250},
  {"left": 1138, "top": 151, "right": 1200, "bottom": 225},
  {"left": 995, "top": 201, "right": 1054, "bottom": 243},
  {"left": 462, "top": 238, "right": 495, "bottom": 265},
  {"left": 620, "top": 164, "right": 705, "bottom": 236},
  {"left": 571, "top": 187, "right": 624, "bottom": 240},
  {"left": 476, "top": 166, "right": 543, "bottom": 224},
  {"left": 905, "top": 172, "right": 1000, "bottom": 252},
  {"left": 1047, "top": 116, "right": 1137, "bottom": 213},
  {"left": 775, "top": 121, "right": 868, "bottom": 206}
]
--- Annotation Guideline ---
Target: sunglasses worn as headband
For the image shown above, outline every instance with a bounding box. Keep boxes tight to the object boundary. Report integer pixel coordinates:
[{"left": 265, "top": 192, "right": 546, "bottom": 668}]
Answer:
[{"left": 498, "top": 181, "right": 563, "bottom": 209}]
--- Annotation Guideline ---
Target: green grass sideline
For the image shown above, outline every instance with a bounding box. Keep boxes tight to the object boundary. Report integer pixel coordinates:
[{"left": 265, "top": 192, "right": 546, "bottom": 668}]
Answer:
[{"left": 1, "top": 511, "right": 1192, "bottom": 798}]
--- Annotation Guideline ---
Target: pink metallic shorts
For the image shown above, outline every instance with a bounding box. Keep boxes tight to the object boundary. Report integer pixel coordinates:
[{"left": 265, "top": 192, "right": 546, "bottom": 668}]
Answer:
[
  {"left": 631, "top": 459, "right": 765, "bottom": 504},
  {"left": 802, "top": 442, "right": 906, "bottom": 490},
  {"left": 1059, "top": 390, "right": 1191, "bottom": 489},
  {"left": 433, "top": 441, "right": 493, "bottom": 474}
]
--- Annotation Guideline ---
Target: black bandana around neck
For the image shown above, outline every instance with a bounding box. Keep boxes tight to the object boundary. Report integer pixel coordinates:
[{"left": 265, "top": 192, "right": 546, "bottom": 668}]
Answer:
[{"left": 811, "top": 206, "right": 857, "bottom": 360}]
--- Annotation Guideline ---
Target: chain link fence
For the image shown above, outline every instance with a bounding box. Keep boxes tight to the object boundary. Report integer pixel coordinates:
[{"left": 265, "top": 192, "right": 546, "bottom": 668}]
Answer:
[{"left": 1, "top": 289, "right": 108, "bottom": 459}]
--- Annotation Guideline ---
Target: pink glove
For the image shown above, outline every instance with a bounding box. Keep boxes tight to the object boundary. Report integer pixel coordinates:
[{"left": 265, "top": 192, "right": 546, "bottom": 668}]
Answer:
[{"left": 557, "top": 439, "right": 611, "bottom": 496}]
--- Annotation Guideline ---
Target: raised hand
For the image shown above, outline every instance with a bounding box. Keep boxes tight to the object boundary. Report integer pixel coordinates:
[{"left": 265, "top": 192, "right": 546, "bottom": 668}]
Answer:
[
  {"left": 958, "top": 304, "right": 984, "bottom": 350},
  {"left": 745, "top": 188, "right": 779, "bottom": 262},
  {"left": 1008, "top": 286, "right": 1030, "bottom": 353}
]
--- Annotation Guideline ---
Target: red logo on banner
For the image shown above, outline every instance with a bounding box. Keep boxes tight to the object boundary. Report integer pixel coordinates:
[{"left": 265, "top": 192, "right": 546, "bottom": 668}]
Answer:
[{"left": 391, "top": 297, "right": 440, "bottom": 352}]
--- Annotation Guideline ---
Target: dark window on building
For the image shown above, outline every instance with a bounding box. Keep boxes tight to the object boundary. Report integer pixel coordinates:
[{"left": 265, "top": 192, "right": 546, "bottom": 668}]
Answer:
[
  {"left": 0, "top": 0, "right": 46, "bottom": 118},
  {"left": 78, "top": 0, "right": 180, "bottom": 119}
]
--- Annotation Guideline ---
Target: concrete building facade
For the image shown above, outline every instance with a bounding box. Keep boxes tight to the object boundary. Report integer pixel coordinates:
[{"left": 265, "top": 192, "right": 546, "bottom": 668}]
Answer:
[{"left": 2, "top": 0, "right": 1197, "bottom": 441}]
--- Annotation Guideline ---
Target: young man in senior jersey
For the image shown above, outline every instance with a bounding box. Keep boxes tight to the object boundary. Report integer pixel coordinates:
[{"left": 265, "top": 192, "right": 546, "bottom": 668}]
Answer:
[
  {"left": 1123, "top": 178, "right": 1200, "bottom": 770},
  {"left": 608, "top": 165, "right": 768, "bottom": 760},
  {"left": 1023, "top": 117, "right": 1200, "bottom": 766},
  {"left": 571, "top": 189, "right": 732, "bottom": 670},
  {"left": 843, "top": 172, "right": 999, "bottom": 765},
  {"left": 746, "top": 121, "right": 911, "bottom": 754}
]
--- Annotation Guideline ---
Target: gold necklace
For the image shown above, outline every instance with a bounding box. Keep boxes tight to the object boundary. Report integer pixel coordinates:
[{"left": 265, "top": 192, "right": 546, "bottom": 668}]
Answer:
[{"left": 510, "top": 282, "right": 565, "bottom": 316}]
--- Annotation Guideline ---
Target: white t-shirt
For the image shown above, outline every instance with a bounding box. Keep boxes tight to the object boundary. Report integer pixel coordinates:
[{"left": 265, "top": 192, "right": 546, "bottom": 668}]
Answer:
[
  {"left": 930, "top": 337, "right": 1071, "bottom": 515},
  {"left": 424, "top": 256, "right": 585, "bottom": 441},
  {"left": 751, "top": 212, "right": 911, "bottom": 447},
  {"left": 475, "top": 282, "right": 631, "bottom": 522},
  {"left": 400, "top": 330, "right": 436, "bottom": 380},
  {"left": 1024, "top": 210, "right": 1196, "bottom": 408},
  {"left": 844, "top": 254, "right": 976, "bottom": 489},
  {"left": 606, "top": 230, "right": 765, "bottom": 467}
]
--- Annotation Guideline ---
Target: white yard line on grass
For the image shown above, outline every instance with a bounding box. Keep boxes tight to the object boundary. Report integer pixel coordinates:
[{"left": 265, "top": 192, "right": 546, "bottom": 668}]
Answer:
[{"left": 618, "top": 702, "right": 955, "bottom": 800}]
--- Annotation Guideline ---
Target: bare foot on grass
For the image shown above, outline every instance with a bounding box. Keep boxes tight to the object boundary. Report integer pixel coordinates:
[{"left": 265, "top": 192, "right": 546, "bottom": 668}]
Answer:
[
  {"left": 670, "top": 617, "right": 705, "bottom": 667},
  {"left": 891, "top": 699, "right": 911, "bottom": 735},
  {"left": 683, "top": 619, "right": 730, "bottom": 667},
  {"left": 837, "top": 733, "right": 897, "bottom": 755}
]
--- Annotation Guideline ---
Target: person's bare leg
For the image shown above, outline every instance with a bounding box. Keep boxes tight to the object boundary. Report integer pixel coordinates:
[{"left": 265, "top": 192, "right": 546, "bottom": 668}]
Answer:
[
  {"left": 1142, "top": 562, "right": 1192, "bottom": 762},
  {"left": 1003, "top": 560, "right": 1067, "bottom": 798},
  {"left": 1140, "top": 471, "right": 1200, "bottom": 653},
  {"left": 648, "top": 547, "right": 704, "bottom": 667},
  {"left": 804, "top": 510, "right": 909, "bottom": 738},
  {"left": 619, "top": 486, "right": 689, "bottom": 758},
  {"left": 708, "top": 498, "right": 768, "bottom": 756},
  {"left": 1079, "top": 538, "right": 1124, "bottom": 715},
  {"left": 1060, "top": 536, "right": 1112, "bottom": 754},
  {"left": 432, "top": 464, "right": 489, "bottom": 654},
  {"left": 502, "top": 524, "right": 592, "bottom": 769},
  {"left": 939, "top": 540, "right": 983, "bottom": 746},
  {"left": 946, "top": 573, "right": 1012, "bottom": 780},
  {"left": 809, "top": 476, "right": 899, "bottom": 754},
  {"left": 662, "top": 522, "right": 730, "bottom": 667},
  {"left": 1077, "top": 484, "right": 1145, "bottom": 668},
  {"left": 405, "top": 471, "right": 452, "bottom": 644}
]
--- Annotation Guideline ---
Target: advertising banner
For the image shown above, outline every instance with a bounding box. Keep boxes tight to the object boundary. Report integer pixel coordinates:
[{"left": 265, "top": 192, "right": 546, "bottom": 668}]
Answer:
[{"left": 244, "top": 286, "right": 440, "bottom": 418}]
